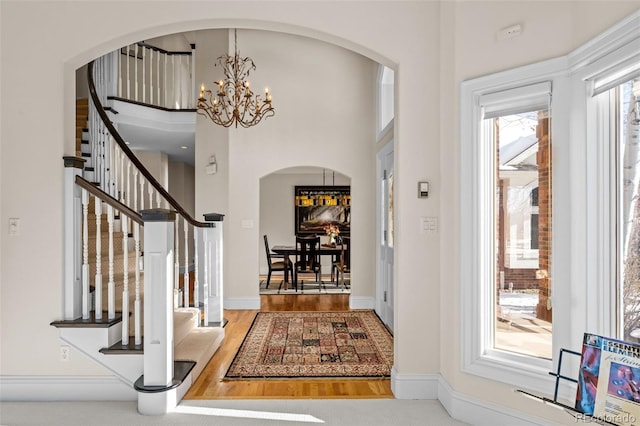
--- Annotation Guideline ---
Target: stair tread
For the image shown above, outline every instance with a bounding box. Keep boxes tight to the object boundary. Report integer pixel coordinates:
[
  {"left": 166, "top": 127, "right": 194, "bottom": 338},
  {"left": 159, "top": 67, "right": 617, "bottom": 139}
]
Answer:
[
  {"left": 50, "top": 311, "right": 123, "bottom": 328},
  {"left": 99, "top": 337, "right": 144, "bottom": 354}
]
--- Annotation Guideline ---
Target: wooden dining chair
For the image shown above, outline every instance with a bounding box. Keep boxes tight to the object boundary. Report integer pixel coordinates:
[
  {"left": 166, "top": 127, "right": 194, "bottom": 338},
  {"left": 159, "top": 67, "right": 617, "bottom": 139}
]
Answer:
[
  {"left": 332, "top": 236, "right": 350, "bottom": 289},
  {"left": 263, "top": 234, "right": 293, "bottom": 289},
  {"left": 294, "top": 235, "right": 322, "bottom": 292}
]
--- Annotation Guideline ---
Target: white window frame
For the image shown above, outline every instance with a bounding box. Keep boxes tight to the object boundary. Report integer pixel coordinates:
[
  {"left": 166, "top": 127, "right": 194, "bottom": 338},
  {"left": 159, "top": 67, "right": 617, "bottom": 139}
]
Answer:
[
  {"left": 377, "top": 65, "right": 394, "bottom": 139},
  {"left": 460, "top": 10, "right": 640, "bottom": 399},
  {"left": 576, "top": 23, "right": 640, "bottom": 340}
]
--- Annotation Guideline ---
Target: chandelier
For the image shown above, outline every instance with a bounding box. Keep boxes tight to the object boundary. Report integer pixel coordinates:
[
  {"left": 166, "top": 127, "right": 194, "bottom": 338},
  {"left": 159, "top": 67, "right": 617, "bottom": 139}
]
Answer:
[{"left": 197, "top": 29, "right": 275, "bottom": 128}]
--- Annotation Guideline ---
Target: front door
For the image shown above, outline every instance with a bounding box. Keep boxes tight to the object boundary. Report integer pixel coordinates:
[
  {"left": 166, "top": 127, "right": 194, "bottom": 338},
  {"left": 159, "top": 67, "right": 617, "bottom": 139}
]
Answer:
[{"left": 377, "top": 142, "right": 394, "bottom": 329}]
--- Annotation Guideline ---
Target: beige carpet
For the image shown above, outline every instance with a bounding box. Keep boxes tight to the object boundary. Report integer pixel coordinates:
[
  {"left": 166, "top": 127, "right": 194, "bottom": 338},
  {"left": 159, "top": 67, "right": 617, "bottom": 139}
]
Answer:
[{"left": 0, "top": 400, "right": 468, "bottom": 425}]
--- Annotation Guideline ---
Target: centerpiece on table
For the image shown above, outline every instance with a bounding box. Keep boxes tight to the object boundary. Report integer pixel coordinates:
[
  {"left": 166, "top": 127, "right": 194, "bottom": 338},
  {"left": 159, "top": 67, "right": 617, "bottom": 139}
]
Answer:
[{"left": 324, "top": 223, "right": 340, "bottom": 247}]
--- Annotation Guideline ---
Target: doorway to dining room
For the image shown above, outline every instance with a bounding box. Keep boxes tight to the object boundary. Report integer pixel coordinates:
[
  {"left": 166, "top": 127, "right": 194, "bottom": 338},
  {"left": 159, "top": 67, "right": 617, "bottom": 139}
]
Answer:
[{"left": 259, "top": 167, "right": 351, "bottom": 294}]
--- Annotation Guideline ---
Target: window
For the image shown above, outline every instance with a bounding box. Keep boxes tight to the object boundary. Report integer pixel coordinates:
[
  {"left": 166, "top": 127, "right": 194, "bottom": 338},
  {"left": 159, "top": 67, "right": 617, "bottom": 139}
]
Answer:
[
  {"left": 618, "top": 78, "right": 640, "bottom": 341},
  {"left": 378, "top": 65, "right": 394, "bottom": 134},
  {"left": 490, "top": 107, "right": 552, "bottom": 359},
  {"left": 462, "top": 74, "right": 558, "bottom": 392},
  {"left": 461, "top": 11, "right": 639, "bottom": 396},
  {"left": 591, "top": 75, "right": 640, "bottom": 341}
]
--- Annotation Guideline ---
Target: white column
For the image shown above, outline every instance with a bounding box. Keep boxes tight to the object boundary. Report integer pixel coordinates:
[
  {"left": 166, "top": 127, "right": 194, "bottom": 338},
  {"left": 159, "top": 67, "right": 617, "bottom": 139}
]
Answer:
[
  {"left": 63, "top": 157, "right": 84, "bottom": 320},
  {"left": 134, "top": 222, "right": 142, "bottom": 345},
  {"left": 141, "top": 209, "right": 175, "bottom": 387},
  {"left": 203, "top": 213, "right": 224, "bottom": 325}
]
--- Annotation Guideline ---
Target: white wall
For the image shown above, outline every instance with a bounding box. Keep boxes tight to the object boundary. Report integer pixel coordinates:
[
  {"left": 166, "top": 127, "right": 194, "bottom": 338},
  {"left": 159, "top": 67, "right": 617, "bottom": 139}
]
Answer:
[
  {"left": 1, "top": 1, "right": 638, "bottom": 423},
  {"left": 133, "top": 150, "right": 168, "bottom": 191},
  {"left": 168, "top": 161, "right": 195, "bottom": 217}
]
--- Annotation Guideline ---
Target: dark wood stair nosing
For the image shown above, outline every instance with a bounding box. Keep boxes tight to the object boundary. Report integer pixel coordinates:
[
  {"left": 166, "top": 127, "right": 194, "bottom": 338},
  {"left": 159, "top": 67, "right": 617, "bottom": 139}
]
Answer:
[
  {"left": 99, "top": 337, "right": 144, "bottom": 354},
  {"left": 134, "top": 361, "right": 195, "bottom": 393},
  {"left": 50, "top": 311, "right": 123, "bottom": 328}
]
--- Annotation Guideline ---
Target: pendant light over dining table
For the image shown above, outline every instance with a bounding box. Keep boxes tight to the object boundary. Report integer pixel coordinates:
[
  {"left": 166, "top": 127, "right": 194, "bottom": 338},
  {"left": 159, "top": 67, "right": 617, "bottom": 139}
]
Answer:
[{"left": 197, "top": 29, "right": 275, "bottom": 128}]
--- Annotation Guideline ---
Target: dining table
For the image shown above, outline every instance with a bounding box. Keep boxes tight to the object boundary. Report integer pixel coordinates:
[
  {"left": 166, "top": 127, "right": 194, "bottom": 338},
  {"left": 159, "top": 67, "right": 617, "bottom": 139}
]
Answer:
[{"left": 271, "top": 244, "right": 344, "bottom": 289}]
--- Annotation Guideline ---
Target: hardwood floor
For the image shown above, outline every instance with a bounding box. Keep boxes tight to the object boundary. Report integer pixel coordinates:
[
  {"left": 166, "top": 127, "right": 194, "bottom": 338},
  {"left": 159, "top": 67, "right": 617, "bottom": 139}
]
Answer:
[{"left": 184, "top": 294, "right": 393, "bottom": 400}]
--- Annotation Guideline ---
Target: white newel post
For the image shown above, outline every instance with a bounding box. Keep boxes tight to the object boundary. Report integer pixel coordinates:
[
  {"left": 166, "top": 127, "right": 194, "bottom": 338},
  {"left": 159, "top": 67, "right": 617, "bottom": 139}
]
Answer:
[
  {"left": 63, "top": 157, "right": 85, "bottom": 320},
  {"left": 137, "top": 208, "right": 175, "bottom": 416},
  {"left": 203, "top": 213, "right": 224, "bottom": 325}
]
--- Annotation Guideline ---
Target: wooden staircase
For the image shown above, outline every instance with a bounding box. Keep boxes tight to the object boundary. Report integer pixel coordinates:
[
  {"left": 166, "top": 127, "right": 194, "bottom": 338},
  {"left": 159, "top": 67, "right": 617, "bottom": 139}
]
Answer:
[{"left": 53, "top": 99, "right": 225, "bottom": 410}]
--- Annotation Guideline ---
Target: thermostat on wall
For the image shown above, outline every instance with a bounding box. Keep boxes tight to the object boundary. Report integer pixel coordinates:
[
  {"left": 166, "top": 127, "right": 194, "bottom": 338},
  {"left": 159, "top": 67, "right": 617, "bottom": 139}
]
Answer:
[{"left": 418, "top": 181, "right": 429, "bottom": 198}]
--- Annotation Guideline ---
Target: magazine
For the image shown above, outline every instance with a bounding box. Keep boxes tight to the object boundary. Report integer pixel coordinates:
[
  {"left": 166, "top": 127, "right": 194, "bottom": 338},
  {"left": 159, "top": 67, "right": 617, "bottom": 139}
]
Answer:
[{"left": 576, "top": 333, "right": 640, "bottom": 425}]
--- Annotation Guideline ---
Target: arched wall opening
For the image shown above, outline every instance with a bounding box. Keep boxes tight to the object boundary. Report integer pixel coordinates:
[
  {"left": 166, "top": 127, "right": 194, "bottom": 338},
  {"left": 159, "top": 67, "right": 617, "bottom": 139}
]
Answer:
[
  {"left": 72, "top": 23, "right": 388, "bottom": 309},
  {"left": 259, "top": 166, "right": 352, "bottom": 284}
]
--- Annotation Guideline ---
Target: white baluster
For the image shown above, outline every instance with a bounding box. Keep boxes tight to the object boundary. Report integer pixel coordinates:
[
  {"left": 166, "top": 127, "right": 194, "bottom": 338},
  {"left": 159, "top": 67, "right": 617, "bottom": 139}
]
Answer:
[
  {"left": 171, "top": 55, "right": 175, "bottom": 109},
  {"left": 119, "top": 148, "right": 125, "bottom": 204},
  {"left": 139, "top": 177, "right": 145, "bottom": 210},
  {"left": 134, "top": 222, "right": 142, "bottom": 345},
  {"left": 157, "top": 50, "right": 161, "bottom": 107},
  {"left": 126, "top": 161, "right": 131, "bottom": 208},
  {"left": 184, "top": 220, "right": 189, "bottom": 308},
  {"left": 163, "top": 53, "right": 168, "bottom": 108},
  {"left": 193, "top": 227, "right": 199, "bottom": 310},
  {"left": 111, "top": 147, "right": 117, "bottom": 199},
  {"left": 177, "top": 55, "right": 182, "bottom": 108},
  {"left": 94, "top": 198, "right": 103, "bottom": 320},
  {"left": 107, "top": 205, "right": 115, "bottom": 320},
  {"left": 109, "top": 136, "right": 115, "bottom": 197},
  {"left": 133, "top": 169, "right": 138, "bottom": 212},
  {"left": 126, "top": 44, "right": 131, "bottom": 101},
  {"left": 142, "top": 44, "right": 146, "bottom": 104},
  {"left": 134, "top": 44, "right": 138, "bottom": 102},
  {"left": 203, "top": 229, "right": 209, "bottom": 325},
  {"left": 156, "top": 189, "right": 161, "bottom": 208},
  {"left": 118, "top": 46, "right": 122, "bottom": 99},
  {"left": 148, "top": 47, "right": 153, "bottom": 106},
  {"left": 174, "top": 216, "right": 180, "bottom": 298},
  {"left": 82, "top": 189, "right": 90, "bottom": 319},
  {"left": 148, "top": 183, "right": 153, "bottom": 208},
  {"left": 121, "top": 214, "right": 129, "bottom": 345}
]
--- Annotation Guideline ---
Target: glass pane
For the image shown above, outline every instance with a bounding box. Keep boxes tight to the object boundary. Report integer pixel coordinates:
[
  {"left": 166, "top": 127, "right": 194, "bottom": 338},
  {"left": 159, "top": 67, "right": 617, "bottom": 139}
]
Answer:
[
  {"left": 620, "top": 78, "right": 640, "bottom": 341},
  {"left": 380, "top": 66, "right": 394, "bottom": 131},
  {"left": 490, "top": 109, "right": 553, "bottom": 360}
]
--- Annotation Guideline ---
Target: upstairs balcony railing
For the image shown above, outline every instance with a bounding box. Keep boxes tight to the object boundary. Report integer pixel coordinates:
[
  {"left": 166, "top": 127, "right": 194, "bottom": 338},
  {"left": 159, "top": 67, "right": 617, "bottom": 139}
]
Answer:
[{"left": 116, "top": 42, "right": 196, "bottom": 110}]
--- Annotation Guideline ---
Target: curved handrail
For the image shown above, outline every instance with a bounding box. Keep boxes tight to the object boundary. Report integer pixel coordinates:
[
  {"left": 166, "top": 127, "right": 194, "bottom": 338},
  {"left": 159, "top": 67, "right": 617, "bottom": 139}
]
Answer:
[
  {"left": 75, "top": 175, "right": 143, "bottom": 226},
  {"left": 87, "top": 60, "right": 213, "bottom": 228}
]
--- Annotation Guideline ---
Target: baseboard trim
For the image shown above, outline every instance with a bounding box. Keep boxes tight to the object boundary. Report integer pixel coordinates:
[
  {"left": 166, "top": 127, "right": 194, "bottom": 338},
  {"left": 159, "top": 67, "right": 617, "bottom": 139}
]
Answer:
[
  {"left": 438, "top": 378, "right": 555, "bottom": 426},
  {"left": 349, "top": 296, "right": 375, "bottom": 310},
  {"left": 390, "top": 367, "right": 439, "bottom": 399},
  {"left": 390, "top": 369, "right": 554, "bottom": 425},
  {"left": 0, "top": 375, "right": 137, "bottom": 401},
  {"left": 223, "top": 297, "right": 260, "bottom": 310}
]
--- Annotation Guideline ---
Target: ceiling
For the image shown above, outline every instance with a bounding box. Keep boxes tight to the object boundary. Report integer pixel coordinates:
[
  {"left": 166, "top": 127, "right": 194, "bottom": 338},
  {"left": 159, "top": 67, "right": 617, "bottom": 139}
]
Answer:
[{"left": 109, "top": 99, "right": 196, "bottom": 166}]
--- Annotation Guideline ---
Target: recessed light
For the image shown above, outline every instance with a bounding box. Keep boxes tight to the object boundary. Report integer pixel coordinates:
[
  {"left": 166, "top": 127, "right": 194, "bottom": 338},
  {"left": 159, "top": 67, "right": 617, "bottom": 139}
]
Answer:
[
  {"left": 181, "top": 146, "right": 188, "bottom": 149},
  {"left": 125, "top": 141, "right": 131, "bottom": 145}
]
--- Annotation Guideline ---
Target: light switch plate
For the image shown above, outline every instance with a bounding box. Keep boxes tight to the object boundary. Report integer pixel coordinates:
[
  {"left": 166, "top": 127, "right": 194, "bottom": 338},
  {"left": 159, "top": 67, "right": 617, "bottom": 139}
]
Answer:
[{"left": 8, "top": 218, "right": 20, "bottom": 236}]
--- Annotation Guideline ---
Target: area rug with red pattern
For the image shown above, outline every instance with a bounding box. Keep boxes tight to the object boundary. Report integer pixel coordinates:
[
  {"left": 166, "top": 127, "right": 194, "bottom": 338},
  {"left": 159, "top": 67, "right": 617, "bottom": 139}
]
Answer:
[{"left": 224, "top": 310, "right": 393, "bottom": 379}]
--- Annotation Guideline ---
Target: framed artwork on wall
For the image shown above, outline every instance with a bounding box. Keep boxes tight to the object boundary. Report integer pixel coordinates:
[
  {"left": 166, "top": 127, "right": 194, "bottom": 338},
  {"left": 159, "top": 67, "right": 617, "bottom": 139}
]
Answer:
[{"left": 294, "top": 186, "right": 351, "bottom": 236}]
